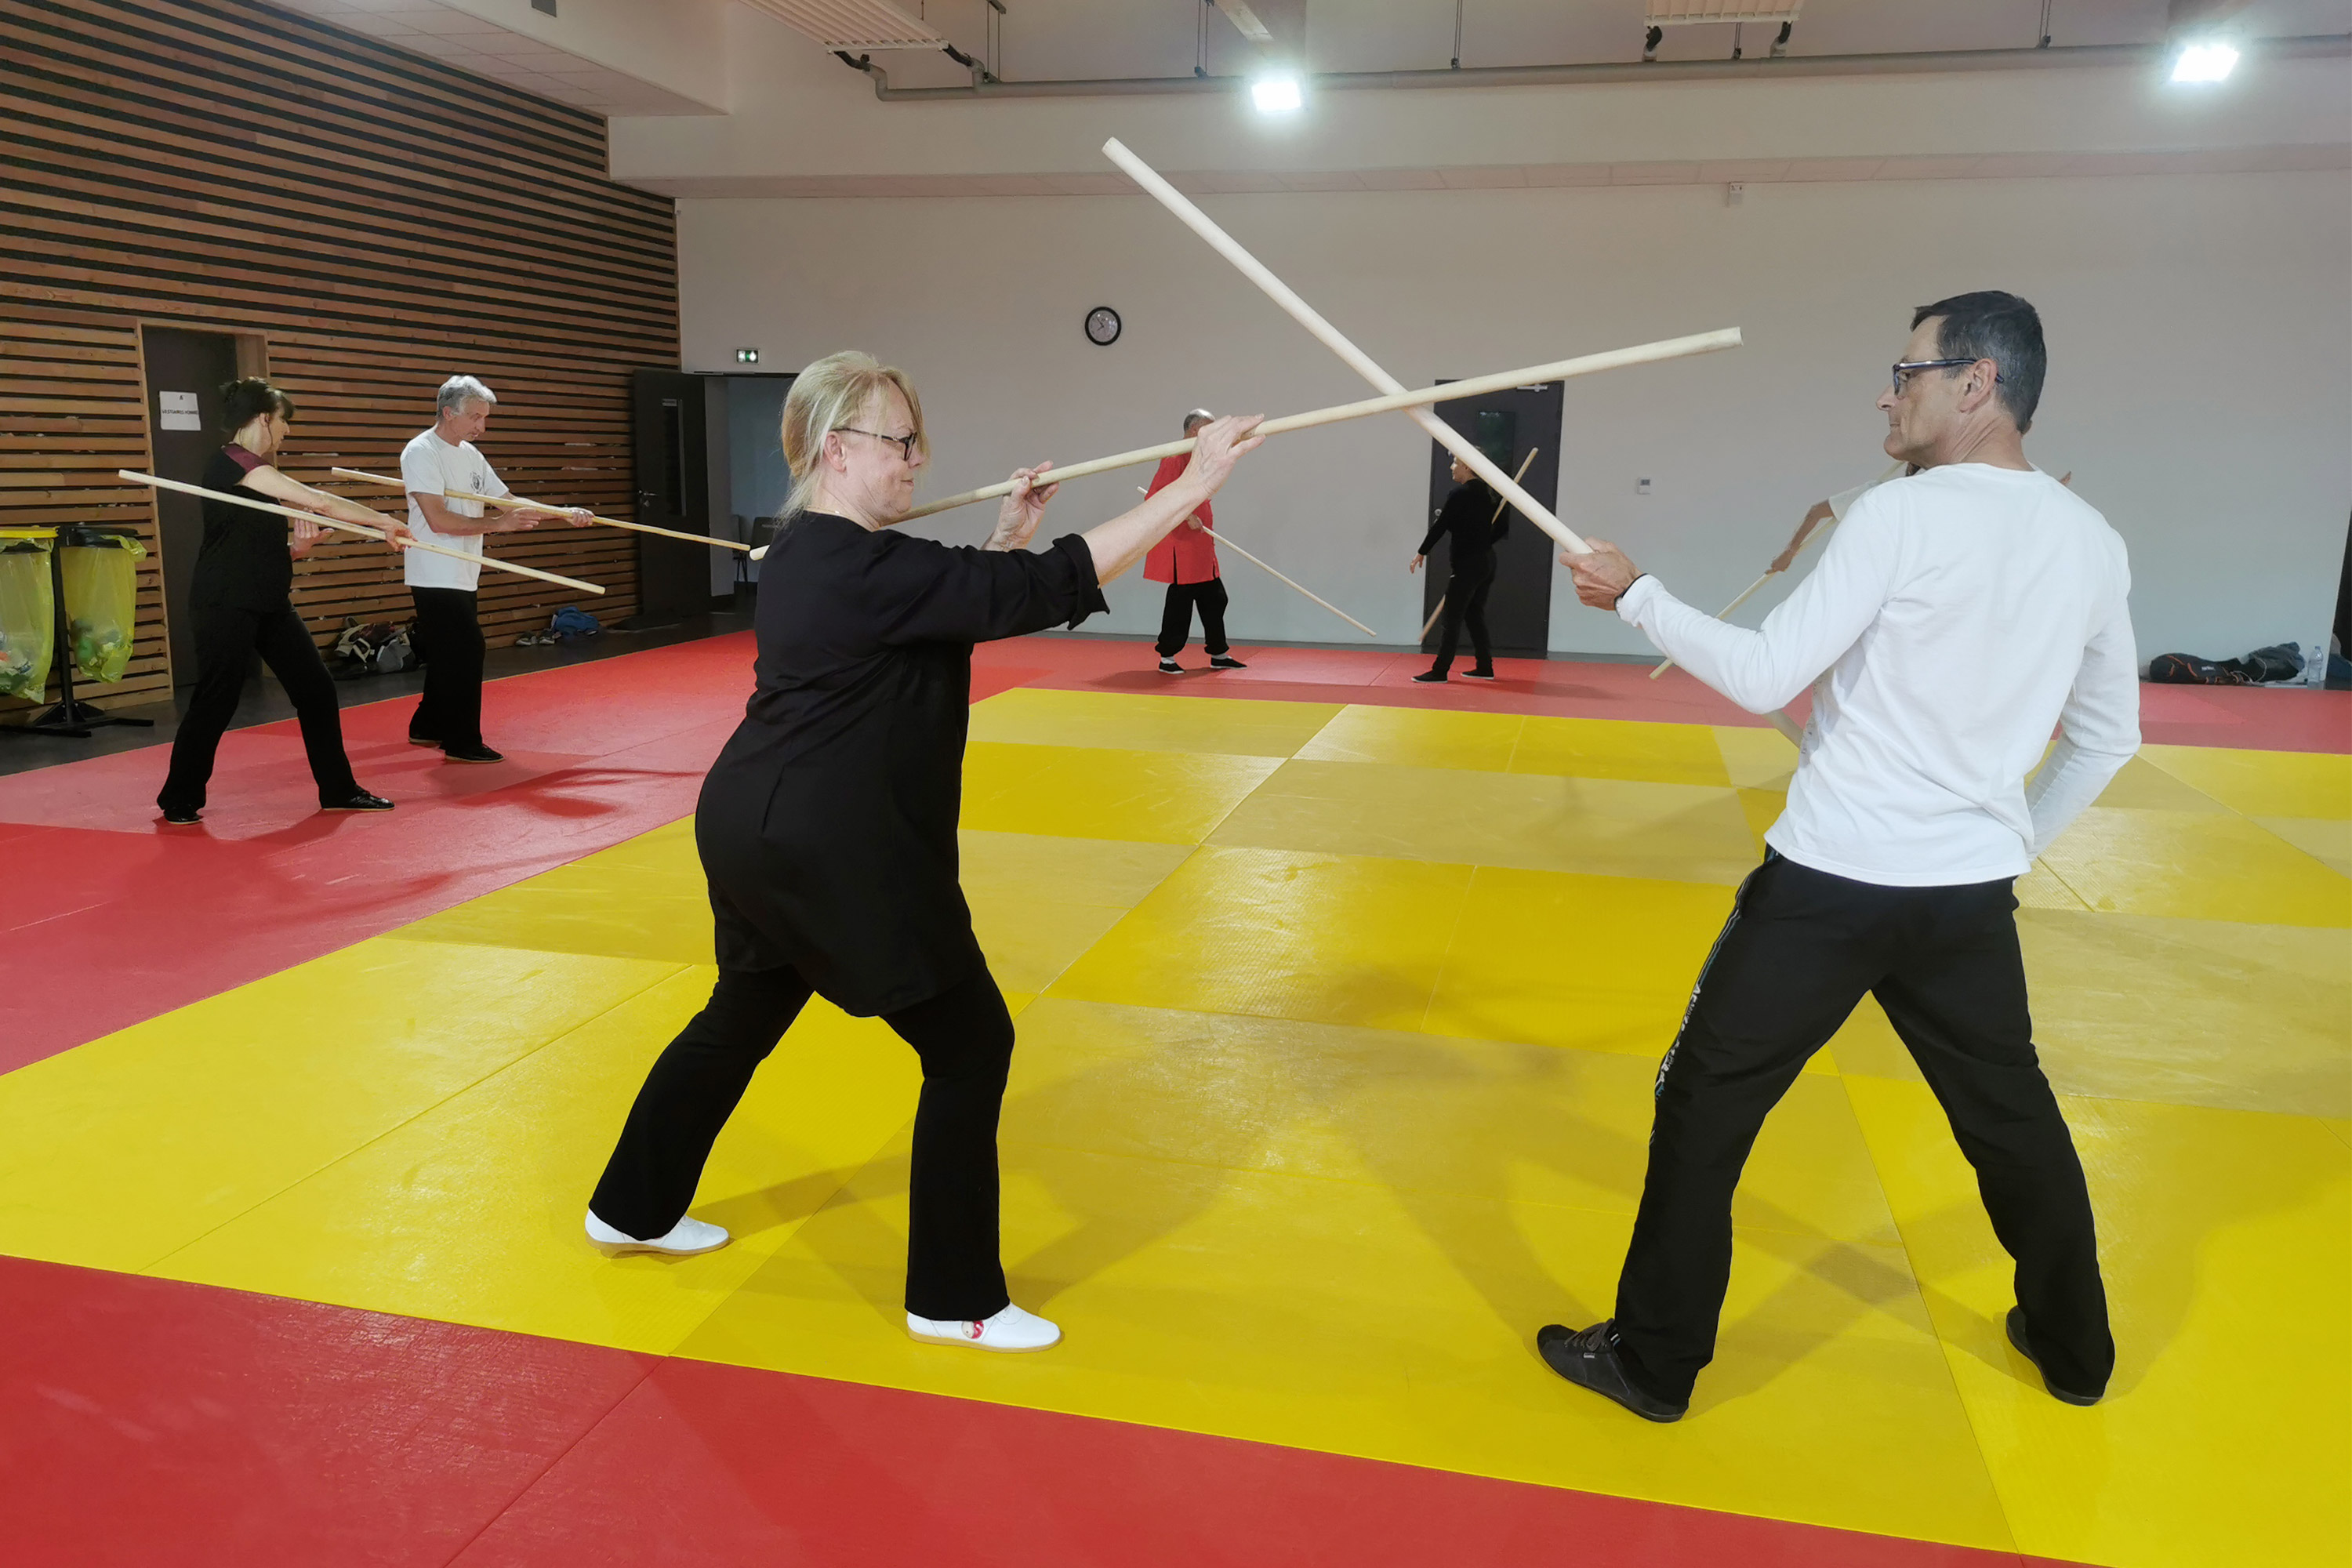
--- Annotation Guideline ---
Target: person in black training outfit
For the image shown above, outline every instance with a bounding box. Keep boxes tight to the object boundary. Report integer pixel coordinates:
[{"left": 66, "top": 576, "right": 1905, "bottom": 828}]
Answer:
[
  {"left": 156, "top": 378, "right": 408, "bottom": 826},
  {"left": 586, "top": 350, "right": 1265, "bottom": 1353},
  {"left": 1410, "top": 452, "right": 1508, "bottom": 682}
]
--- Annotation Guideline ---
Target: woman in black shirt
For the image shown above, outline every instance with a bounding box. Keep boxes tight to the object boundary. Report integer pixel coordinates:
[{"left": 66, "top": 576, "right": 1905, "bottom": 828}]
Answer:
[
  {"left": 156, "top": 379, "right": 409, "bottom": 824},
  {"left": 1409, "top": 454, "right": 1508, "bottom": 682},
  {"left": 587, "top": 351, "right": 1263, "bottom": 1353}
]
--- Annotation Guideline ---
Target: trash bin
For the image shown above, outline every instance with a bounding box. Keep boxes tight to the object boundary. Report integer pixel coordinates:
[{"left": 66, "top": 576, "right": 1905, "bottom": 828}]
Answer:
[
  {"left": 58, "top": 526, "right": 147, "bottom": 684},
  {"left": 0, "top": 530, "right": 57, "bottom": 702}
]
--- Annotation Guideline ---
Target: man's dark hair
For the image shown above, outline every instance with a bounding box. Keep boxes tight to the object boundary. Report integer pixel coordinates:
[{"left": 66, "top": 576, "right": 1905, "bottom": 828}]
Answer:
[
  {"left": 220, "top": 376, "right": 295, "bottom": 432},
  {"left": 1911, "top": 291, "right": 2045, "bottom": 432}
]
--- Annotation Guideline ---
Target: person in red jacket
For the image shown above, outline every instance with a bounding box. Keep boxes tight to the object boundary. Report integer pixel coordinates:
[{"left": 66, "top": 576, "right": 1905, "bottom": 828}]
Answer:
[{"left": 1144, "top": 408, "right": 1247, "bottom": 673}]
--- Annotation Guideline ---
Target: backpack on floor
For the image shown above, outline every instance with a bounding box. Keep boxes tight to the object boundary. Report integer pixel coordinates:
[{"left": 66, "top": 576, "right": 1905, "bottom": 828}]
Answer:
[{"left": 332, "top": 618, "right": 419, "bottom": 678}]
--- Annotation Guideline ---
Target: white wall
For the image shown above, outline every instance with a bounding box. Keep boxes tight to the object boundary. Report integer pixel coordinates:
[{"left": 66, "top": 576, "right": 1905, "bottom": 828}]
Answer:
[{"left": 678, "top": 167, "right": 2349, "bottom": 662}]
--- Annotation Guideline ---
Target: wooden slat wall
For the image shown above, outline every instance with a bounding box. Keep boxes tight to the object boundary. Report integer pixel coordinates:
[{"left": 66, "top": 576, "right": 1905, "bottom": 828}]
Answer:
[{"left": 0, "top": 0, "right": 678, "bottom": 714}]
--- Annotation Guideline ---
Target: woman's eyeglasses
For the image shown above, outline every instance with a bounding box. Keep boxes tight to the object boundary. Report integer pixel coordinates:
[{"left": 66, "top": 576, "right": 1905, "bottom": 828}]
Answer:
[
  {"left": 840, "top": 426, "right": 920, "bottom": 461},
  {"left": 1890, "top": 358, "right": 2001, "bottom": 396}
]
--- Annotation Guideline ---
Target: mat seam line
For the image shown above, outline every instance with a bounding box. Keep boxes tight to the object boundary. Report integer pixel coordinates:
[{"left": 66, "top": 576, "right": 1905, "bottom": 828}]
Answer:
[{"left": 1835, "top": 1069, "right": 2034, "bottom": 1563}]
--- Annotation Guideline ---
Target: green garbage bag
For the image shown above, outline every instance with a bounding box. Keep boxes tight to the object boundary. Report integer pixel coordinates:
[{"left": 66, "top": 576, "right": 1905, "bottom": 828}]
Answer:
[
  {"left": 0, "top": 532, "right": 56, "bottom": 701},
  {"left": 60, "top": 528, "right": 147, "bottom": 684}
]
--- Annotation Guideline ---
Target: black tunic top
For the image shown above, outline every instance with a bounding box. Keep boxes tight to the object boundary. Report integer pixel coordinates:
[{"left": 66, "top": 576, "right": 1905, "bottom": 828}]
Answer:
[
  {"left": 191, "top": 445, "right": 294, "bottom": 611},
  {"left": 696, "top": 511, "right": 1108, "bottom": 1015},
  {"left": 1417, "top": 477, "right": 1508, "bottom": 568}
]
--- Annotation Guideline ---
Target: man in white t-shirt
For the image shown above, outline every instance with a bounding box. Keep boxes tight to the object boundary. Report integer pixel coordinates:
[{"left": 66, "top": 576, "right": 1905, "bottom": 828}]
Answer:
[
  {"left": 401, "top": 376, "right": 588, "bottom": 763},
  {"left": 1538, "top": 292, "right": 2136, "bottom": 1422}
]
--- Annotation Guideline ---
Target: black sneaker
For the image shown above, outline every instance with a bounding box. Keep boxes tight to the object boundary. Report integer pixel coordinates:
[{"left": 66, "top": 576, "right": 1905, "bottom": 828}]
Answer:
[
  {"left": 1537, "top": 1321, "right": 1688, "bottom": 1423},
  {"left": 1462, "top": 666, "right": 1497, "bottom": 680},
  {"left": 1157, "top": 659, "right": 1183, "bottom": 674},
  {"left": 1208, "top": 655, "right": 1248, "bottom": 670},
  {"left": 2006, "top": 1307, "right": 2102, "bottom": 1406},
  {"left": 321, "top": 790, "right": 395, "bottom": 813},
  {"left": 1411, "top": 670, "right": 1448, "bottom": 684},
  {"left": 441, "top": 742, "right": 506, "bottom": 764},
  {"left": 158, "top": 804, "right": 201, "bottom": 826}
]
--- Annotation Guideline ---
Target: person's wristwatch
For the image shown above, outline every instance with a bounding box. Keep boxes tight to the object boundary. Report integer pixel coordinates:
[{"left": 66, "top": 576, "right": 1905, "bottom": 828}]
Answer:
[{"left": 1617, "top": 572, "right": 1647, "bottom": 607}]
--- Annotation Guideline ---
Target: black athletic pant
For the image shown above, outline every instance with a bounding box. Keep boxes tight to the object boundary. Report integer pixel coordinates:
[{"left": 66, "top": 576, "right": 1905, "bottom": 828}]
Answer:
[
  {"left": 1432, "top": 554, "right": 1496, "bottom": 675},
  {"left": 157, "top": 598, "right": 358, "bottom": 813},
  {"left": 590, "top": 964, "right": 1018, "bottom": 1322},
  {"left": 1156, "top": 578, "right": 1230, "bottom": 659},
  {"left": 408, "top": 586, "right": 485, "bottom": 749},
  {"left": 1612, "top": 851, "right": 2114, "bottom": 1404}
]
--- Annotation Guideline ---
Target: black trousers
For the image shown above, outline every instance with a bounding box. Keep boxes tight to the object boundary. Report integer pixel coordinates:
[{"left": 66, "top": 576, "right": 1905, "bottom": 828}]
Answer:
[
  {"left": 590, "top": 964, "right": 1018, "bottom": 1321},
  {"left": 1432, "top": 553, "right": 1496, "bottom": 675},
  {"left": 1613, "top": 852, "right": 2114, "bottom": 1403},
  {"left": 157, "top": 598, "right": 358, "bottom": 813},
  {"left": 408, "top": 586, "right": 485, "bottom": 749},
  {"left": 1156, "top": 578, "right": 1229, "bottom": 658}
]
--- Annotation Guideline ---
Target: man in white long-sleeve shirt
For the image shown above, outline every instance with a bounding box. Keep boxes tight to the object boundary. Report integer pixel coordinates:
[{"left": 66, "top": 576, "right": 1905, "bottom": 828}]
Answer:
[{"left": 1537, "top": 292, "right": 2137, "bottom": 1423}]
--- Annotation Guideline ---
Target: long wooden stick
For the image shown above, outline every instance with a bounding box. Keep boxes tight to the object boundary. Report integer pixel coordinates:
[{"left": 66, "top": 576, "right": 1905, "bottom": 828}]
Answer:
[
  {"left": 1139, "top": 486, "right": 1377, "bottom": 638},
  {"left": 1210, "top": 528, "right": 1379, "bottom": 641},
  {"left": 1422, "top": 447, "right": 1538, "bottom": 640},
  {"left": 1106, "top": 139, "right": 1717, "bottom": 557},
  {"left": 118, "top": 471, "right": 606, "bottom": 595},
  {"left": 1647, "top": 571, "right": 1773, "bottom": 681},
  {"left": 329, "top": 468, "right": 753, "bottom": 553},
  {"left": 746, "top": 334, "right": 1734, "bottom": 563}
]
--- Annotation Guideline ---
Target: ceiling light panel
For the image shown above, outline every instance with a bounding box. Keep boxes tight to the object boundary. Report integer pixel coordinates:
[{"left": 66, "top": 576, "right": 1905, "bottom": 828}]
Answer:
[
  {"left": 735, "top": 0, "right": 944, "bottom": 50},
  {"left": 1645, "top": 2, "right": 1803, "bottom": 23}
]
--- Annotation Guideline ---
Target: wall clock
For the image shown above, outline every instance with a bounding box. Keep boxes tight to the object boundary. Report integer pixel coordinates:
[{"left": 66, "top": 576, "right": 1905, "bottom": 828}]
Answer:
[{"left": 1083, "top": 306, "right": 1122, "bottom": 346}]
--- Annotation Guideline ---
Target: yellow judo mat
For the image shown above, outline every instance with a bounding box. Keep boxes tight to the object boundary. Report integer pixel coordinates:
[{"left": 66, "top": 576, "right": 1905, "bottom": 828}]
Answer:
[{"left": 0, "top": 689, "right": 2344, "bottom": 1566}]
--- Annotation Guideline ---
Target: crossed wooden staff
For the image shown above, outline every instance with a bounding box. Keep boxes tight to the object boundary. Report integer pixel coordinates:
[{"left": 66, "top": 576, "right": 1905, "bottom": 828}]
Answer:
[
  {"left": 118, "top": 470, "right": 607, "bottom": 595},
  {"left": 747, "top": 328, "right": 1737, "bottom": 566}
]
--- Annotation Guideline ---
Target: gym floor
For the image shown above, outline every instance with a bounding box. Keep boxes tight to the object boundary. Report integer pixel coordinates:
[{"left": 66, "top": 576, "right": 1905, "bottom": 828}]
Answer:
[{"left": 2, "top": 633, "right": 2343, "bottom": 1567}]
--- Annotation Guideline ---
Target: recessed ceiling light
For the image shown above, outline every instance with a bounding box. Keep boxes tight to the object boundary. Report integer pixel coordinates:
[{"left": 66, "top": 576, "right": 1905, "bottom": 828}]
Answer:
[
  {"left": 2169, "top": 41, "right": 2239, "bottom": 82},
  {"left": 1250, "top": 74, "right": 1302, "bottom": 114}
]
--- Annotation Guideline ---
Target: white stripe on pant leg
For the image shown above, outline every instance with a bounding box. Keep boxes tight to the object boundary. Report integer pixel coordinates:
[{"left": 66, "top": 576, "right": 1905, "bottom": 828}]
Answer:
[{"left": 1654, "top": 857, "right": 1770, "bottom": 1098}]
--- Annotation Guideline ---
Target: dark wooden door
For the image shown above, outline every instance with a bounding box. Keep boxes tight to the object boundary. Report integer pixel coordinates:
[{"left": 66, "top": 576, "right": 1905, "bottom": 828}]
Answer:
[
  {"left": 630, "top": 369, "right": 715, "bottom": 625},
  {"left": 140, "top": 326, "right": 241, "bottom": 684},
  {"left": 1420, "top": 381, "right": 1563, "bottom": 658}
]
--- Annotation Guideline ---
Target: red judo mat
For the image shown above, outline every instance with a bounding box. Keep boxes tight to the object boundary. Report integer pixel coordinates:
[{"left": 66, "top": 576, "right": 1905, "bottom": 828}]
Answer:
[{"left": 0, "top": 1257, "right": 2087, "bottom": 1568}]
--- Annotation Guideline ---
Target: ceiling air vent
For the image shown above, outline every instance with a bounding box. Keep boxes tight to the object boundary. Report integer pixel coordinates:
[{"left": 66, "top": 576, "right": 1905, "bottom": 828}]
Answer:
[{"left": 735, "top": 0, "right": 945, "bottom": 50}]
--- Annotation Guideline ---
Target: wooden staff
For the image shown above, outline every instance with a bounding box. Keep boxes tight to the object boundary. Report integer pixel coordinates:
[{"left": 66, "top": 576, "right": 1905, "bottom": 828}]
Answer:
[
  {"left": 1422, "top": 446, "right": 1539, "bottom": 641},
  {"left": 746, "top": 334, "right": 1738, "bottom": 562},
  {"left": 329, "top": 469, "right": 754, "bottom": 553},
  {"left": 1105, "top": 138, "right": 1719, "bottom": 557},
  {"left": 1138, "top": 485, "right": 1377, "bottom": 639},
  {"left": 1646, "top": 572, "right": 1773, "bottom": 681},
  {"left": 118, "top": 471, "right": 605, "bottom": 595}
]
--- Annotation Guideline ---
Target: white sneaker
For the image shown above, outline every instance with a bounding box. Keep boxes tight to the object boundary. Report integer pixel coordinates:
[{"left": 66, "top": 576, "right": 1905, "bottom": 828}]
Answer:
[
  {"left": 584, "top": 1210, "right": 730, "bottom": 1257},
  {"left": 906, "top": 1302, "right": 1062, "bottom": 1352}
]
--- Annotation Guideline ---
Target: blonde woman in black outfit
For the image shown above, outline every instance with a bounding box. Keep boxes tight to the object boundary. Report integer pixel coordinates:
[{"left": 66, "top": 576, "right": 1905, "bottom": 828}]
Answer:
[
  {"left": 156, "top": 378, "right": 408, "bottom": 826},
  {"left": 587, "top": 351, "right": 1264, "bottom": 1353}
]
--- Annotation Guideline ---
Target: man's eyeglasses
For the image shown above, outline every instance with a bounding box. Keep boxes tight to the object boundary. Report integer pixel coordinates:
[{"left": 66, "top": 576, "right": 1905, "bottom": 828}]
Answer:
[
  {"left": 839, "top": 426, "right": 920, "bottom": 461},
  {"left": 1889, "top": 358, "right": 2001, "bottom": 396}
]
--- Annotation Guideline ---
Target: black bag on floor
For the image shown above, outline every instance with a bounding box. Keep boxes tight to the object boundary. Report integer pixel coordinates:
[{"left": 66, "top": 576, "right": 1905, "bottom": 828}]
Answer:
[
  {"left": 2148, "top": 642, "right": 2303, "bottom": 686},
  {"left": 332, "top": 617, "right": 419, "bottom": 678}
]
